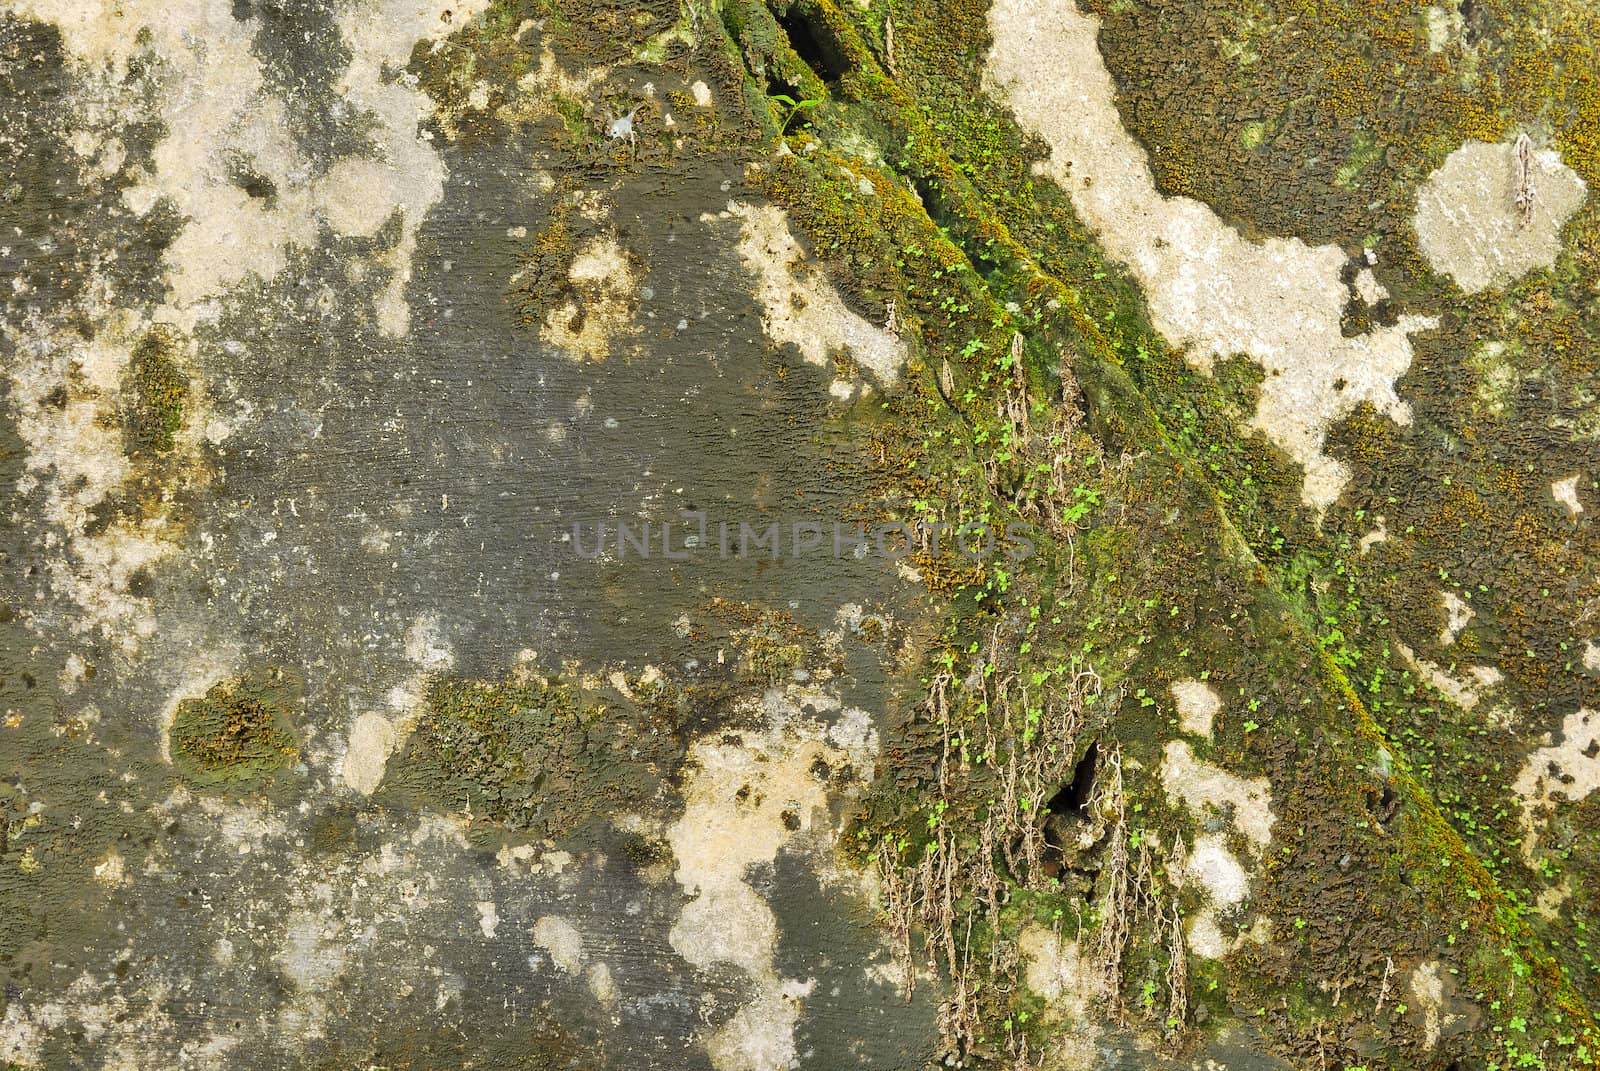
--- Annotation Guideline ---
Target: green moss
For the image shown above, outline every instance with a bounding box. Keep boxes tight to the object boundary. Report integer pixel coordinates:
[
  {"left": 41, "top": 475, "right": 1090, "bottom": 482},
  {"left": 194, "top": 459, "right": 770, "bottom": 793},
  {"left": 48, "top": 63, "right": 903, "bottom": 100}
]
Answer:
[
  {"left": 378, "top": 668, "right": 685, "bottom": 839},
  {"left": 170, "top": 668, "right": 299, "bottom": 790},
  {"left": 123, "top": 327, "right": 188, "bottom": 457}
]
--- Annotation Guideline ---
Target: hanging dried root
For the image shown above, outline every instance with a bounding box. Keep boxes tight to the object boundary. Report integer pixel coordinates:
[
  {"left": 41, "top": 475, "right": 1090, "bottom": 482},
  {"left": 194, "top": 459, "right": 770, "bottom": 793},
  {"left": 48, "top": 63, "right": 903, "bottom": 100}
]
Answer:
[
  {"left": 876, "top": 644, "right": 1112, "bottom": 1055},
  {"left": 1092, "top": 744, "right": 1132, "bottom": 1010},
  {"left": 1165, "top": 901, "right": 1189, "bottom": 1028},
  {"left": 1514, "top": 133, "right": 1537, "bottom": 229},
  {"left": 877, "top": 835, "right": 918, "bottom": 1001}
]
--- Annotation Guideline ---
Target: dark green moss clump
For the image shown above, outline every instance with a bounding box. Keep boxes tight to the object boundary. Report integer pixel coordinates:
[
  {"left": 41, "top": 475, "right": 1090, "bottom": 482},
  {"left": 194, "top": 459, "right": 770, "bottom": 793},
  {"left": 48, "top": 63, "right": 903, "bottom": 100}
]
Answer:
[
  {"left": 379, "top": 670, "right": 684, "bottom": 839},
  {"left": 123, "top": 327, "right": 189, "bottom": 457},
  {"left": 170, "top": 669, "right": 299, "bottom": 789}
]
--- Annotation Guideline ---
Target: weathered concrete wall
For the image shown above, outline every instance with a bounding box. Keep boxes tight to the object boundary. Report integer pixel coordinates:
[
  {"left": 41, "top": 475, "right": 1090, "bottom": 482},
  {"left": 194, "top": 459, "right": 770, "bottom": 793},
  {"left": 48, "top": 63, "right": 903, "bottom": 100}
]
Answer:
[{"left": 4, "top": 0, "right": 1600, "bottom": 1069}]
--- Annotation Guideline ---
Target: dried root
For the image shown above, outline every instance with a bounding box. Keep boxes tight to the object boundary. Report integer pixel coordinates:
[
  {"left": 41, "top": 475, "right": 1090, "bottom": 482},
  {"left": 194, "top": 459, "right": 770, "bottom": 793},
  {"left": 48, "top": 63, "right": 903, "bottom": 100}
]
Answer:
[
  {"left": 875, "top": 649, "right": 1103, "bottom": 1057},
  {"left": 1514, "top": 133, "right": 1537, "bottom": 229}
]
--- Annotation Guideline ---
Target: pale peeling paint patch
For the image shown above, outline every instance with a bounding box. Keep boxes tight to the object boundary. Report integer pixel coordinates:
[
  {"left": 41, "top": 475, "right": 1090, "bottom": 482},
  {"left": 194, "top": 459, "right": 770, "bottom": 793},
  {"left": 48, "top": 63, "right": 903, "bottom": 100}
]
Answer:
[
  {"left": 716, "top": 201, "right": 907, "bottom": 387},
  {"left": 1440, "top": 590, "right": 1474, "bottom": 645},
  {"left": 1514, "top": 707, "right": 1600, "bottom": 859},
  {"left": 539, "top": 234, "right": 640, "bottom": 361},
  {"left": 342, "top": 712, "right": 399, "bottom": 795},
  {"left": 1414, "top": 140, "right": 1587, "bottom": 294},
  {"left": 984, "top": 0, "right": 1438, "bottom": 513},
  {"left": 1170, "top": 679, "right": 1220, "bottom": 738},
  {"left": 1159, "top": 741, "right": 1276, "bottom": 851},
  {"left": 1397, "top": 642, "right": 1505, "bottom": 717},
  {"left": 532, "top": 915, "right": 586, "bottom": 975},
  {"left": 1553, "top": 474, "right": 1585, "bottom": 516},
  {"left": 666, "top": 691, "right": 875, "bottom": 1071}
]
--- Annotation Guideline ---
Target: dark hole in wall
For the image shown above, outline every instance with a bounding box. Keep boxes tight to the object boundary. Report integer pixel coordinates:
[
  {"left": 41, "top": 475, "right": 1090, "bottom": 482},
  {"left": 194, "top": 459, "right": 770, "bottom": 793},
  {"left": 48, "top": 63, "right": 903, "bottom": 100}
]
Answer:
[
  {"left": 1049, "top": 741, "right": 1099, "bottom": 823},
  {"left": 1035, "top": 741, "right": 1102, "bottom": 899},
  {"left": 776, "top": 6, "right": 849, "bottom": 85}
]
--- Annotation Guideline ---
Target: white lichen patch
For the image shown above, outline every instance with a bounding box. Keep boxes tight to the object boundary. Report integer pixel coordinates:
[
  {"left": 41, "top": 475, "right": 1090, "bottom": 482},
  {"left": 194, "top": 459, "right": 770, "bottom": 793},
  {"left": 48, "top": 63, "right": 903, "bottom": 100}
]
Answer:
[
  {"left": 92, "top": 850, "right": 127, "bottom": 887},
  {"left": 1423, "top": 5, "right": 1464, "bottom": 52},
  {"left": 0, "top": 974, "right": 195, "bottom": 1071},
  {"left": 1514, "top": 707, "right": 1600, "bottom": 859},
  {"left": 1170, "top": 679, "right": 1220, "bottom": 738},
  {"left": 532, "top": 915, "right": 586, "bottom": 975},
  {"left": 1553, "top": 474, "right": 1585, "bottom": 516},
  {"left": 4, "top": 314, "right": 212, "bottom": 650},
  {"left": 1159, "top": 741, "right": 1276, "bottom": 851},
  {"left": 1397, "top": 642, "right": 1506, "bottom": 717},
  {"left": 1359, "top": 514, "right": 1389, "bottom": 555},
  {"left": 5, "top": 0, "right": 491, "bottom": 659},
  {"left": 1413, "top": 140, "right": 1587, "bottom": 294},
  {"left": 715, "top": 201, "right": 908, "bottom": 387},
  {"left": 1018, "top": 924, "right": 1098, "bottom": 1016},
  {"left": 1180, "top": 832, "right": 1256, "bottom": 959},
  {"left": 1353, "top": 266, "right": 1390, "bottom": 305},
  {"left": 403, "top": 612, "right": 457, "bottom": 672},
  {"left": 665, "top": 689, "right": 876, "bottom": 1071},
  {"left": 1409, "top": 960, "right": 1450, "bottom": 1049},
  {"left": 539, "top": 234, "right": 640, "bottom": 361},
  {"left": 1015, "top": 924, "right": 1100, "bottom": 1063},
  {"left": 1186, "top": 832, "right": 1250, "bottom": 908},
  {"left": 984, "top": 0, "right": 1439, "bottom": 512},
  {"left": 1439, "top": 590, "right": 1475, "bottom": 646},
  {"left": 341, "top": 712, "right": 399, "bottom": 796},
  {"left": 276, "top": 909, "right": 350, "bottom": 992},
  {"left": 587, "top": 962, "right": 618, "bottom": 1008}
]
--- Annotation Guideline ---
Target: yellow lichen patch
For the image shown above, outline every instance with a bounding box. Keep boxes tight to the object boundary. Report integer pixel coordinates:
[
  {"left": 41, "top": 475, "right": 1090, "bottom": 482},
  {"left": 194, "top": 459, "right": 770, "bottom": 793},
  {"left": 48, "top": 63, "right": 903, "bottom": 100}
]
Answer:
[{"left": 169, "top": 670, "right": 300, "bottom": 790}]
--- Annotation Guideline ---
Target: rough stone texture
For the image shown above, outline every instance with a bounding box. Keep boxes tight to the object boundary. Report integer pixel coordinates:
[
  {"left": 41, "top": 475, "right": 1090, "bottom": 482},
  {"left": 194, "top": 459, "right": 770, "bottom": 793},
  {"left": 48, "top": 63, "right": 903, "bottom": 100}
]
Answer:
[{"left": 5, "top": 0, "right": 1600, "bottom": 1068}]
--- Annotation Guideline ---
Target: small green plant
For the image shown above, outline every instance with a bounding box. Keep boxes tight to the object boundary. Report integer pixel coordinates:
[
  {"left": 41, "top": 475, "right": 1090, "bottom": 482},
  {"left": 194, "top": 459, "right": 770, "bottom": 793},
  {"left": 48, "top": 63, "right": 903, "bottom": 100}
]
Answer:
[{"left": 770, "top": 93, "right": 821, "bottom": 135}]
